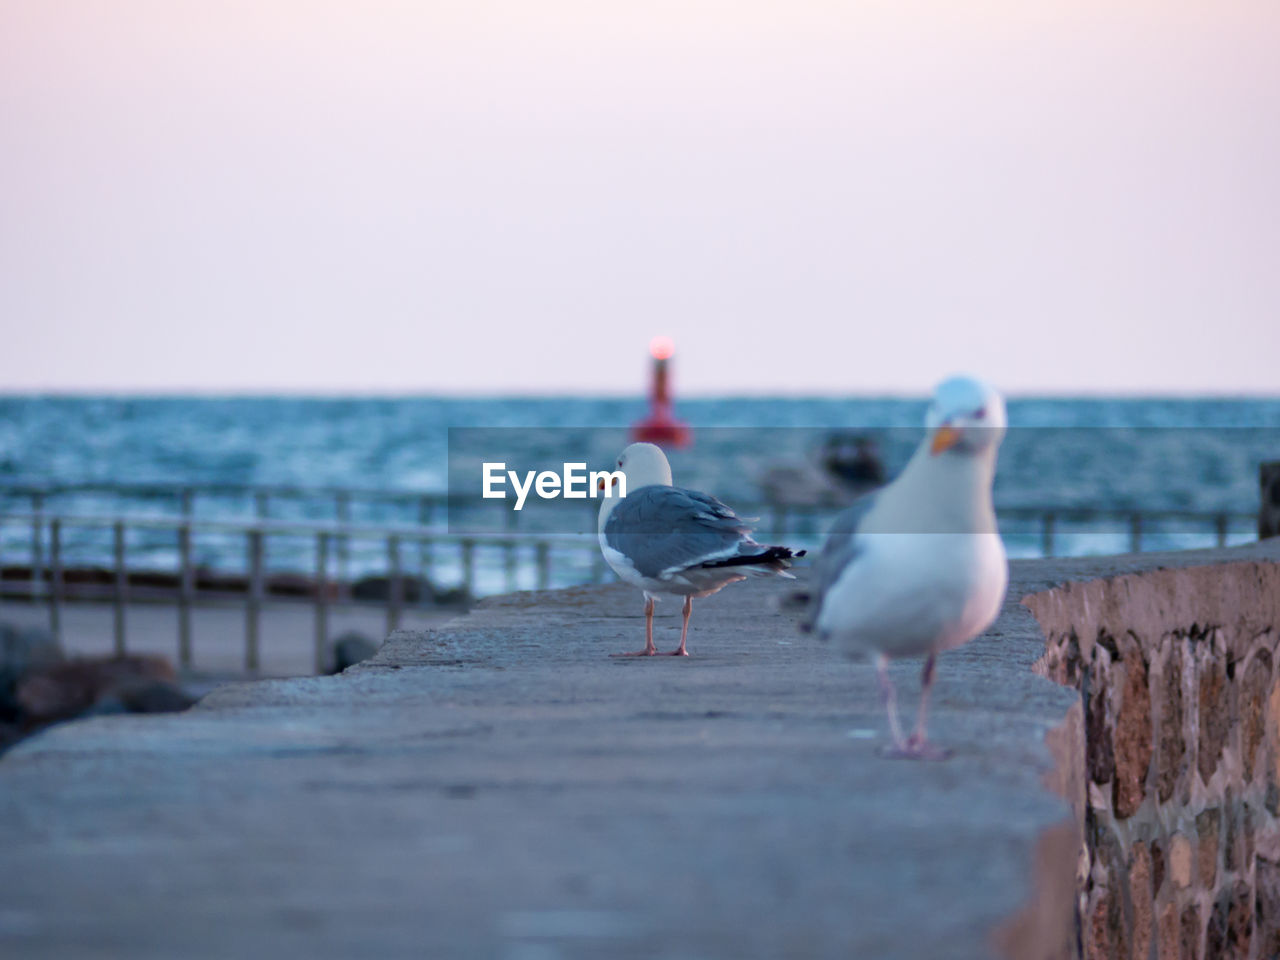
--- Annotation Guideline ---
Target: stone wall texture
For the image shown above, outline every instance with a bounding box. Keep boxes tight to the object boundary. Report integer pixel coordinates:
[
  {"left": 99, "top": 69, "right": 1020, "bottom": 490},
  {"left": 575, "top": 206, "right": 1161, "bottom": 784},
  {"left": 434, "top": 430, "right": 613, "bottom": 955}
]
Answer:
[{"left": 1026, "top": 560, "right": 1280, "bottom": 960}]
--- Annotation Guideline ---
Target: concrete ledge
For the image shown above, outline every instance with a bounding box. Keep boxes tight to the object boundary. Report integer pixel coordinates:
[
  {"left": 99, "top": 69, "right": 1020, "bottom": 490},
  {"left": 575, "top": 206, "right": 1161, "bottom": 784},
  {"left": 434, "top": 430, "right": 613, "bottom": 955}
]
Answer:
[{"left": 1, "top": 542, "right": 1277, "bottom": 959}]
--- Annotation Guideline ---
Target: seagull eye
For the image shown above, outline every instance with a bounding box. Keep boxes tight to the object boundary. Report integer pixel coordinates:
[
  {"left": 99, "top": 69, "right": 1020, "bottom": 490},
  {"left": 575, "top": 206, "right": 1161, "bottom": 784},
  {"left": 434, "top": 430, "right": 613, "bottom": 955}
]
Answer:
[{"left": 973, "top": 408, "right": 986, "bottom": 420}]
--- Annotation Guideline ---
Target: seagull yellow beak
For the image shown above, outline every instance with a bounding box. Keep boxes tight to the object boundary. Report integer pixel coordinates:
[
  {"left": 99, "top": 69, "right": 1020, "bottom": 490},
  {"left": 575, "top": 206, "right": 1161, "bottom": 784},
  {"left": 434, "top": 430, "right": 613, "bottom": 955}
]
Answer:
[
  {"left": 597, "top": 476, "right": 619, "bottom": 491},
  {"left": 930, "top": 425, "right": 960, "bottom": 455}
]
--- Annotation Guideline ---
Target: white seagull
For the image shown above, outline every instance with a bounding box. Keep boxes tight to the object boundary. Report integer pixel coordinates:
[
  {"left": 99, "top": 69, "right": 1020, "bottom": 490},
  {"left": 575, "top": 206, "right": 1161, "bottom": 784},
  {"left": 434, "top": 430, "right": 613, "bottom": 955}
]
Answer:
[
  {"left": 797, "top": 376, "right": 1009, "bottom": 759},
  {"left": 597, "top": 442, "right": 804, "bottom": 657}
]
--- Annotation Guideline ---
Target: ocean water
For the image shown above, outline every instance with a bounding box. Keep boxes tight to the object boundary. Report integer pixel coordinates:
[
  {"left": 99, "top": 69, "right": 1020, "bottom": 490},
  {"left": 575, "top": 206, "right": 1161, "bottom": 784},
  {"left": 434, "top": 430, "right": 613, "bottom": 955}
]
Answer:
[{"left": 1, "top": 395, "right": 1278, "bottom": 593}]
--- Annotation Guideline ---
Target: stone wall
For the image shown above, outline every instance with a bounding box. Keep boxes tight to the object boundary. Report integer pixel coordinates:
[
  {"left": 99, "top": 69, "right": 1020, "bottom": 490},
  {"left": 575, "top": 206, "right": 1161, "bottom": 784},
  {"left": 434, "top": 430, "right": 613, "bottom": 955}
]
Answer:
[{"left": 1026, "top": 561, "right": 1280, "bottom": 960}]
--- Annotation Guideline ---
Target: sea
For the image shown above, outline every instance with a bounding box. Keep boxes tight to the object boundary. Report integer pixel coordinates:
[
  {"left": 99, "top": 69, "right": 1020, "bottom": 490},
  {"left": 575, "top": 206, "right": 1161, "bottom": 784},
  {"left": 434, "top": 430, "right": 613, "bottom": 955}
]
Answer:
[{"left": 1, "top": 395, "right": 1278, "bottom": 595}]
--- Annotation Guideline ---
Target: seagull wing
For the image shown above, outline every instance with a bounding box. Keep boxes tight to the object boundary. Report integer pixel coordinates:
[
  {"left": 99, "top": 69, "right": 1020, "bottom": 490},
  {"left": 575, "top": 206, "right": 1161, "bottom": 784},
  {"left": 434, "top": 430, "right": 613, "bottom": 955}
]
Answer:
[{"left": 603, "top": 484, "right": 752, "bottom": 581}]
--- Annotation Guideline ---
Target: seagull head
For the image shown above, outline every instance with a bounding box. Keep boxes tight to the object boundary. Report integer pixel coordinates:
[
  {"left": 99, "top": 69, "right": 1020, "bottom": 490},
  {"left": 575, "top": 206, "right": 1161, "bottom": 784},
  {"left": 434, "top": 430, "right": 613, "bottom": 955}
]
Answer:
[
  {"left": 599, "top": 442, "right": 673, "bottom": 495},
  {"left": 924, "top": 376, "right": 1006, "bottom": 457}
]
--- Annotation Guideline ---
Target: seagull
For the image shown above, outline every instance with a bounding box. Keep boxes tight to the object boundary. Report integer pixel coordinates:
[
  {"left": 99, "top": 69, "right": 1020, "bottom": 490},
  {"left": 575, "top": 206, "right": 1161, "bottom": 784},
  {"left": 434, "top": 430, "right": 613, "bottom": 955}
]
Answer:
[
  {"left": 796, "top": 376, "right": 1008, "bottom": 759},
  {"left": 597, "top": 442, "right": 805, "bottom": 657}
]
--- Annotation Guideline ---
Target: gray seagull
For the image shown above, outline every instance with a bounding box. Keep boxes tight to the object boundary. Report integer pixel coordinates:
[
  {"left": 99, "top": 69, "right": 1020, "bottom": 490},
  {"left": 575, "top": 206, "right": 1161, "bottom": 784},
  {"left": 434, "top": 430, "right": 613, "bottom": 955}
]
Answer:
[{"left": 597, "top": 442, "right": 804, "bottom": 657}]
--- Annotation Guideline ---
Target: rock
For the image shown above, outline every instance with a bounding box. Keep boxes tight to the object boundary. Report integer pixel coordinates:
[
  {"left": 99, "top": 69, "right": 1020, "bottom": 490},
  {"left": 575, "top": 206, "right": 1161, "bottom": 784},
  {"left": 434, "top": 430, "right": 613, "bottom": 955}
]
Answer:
[
  {"left": 351, "top": 575, "right": 430, "bottom": 603},
  {"left": 1156, "top": 645, "right": 1186, "bottom": 803},
  {"left": 1205, "top": 883, "right": 1251, "bottom": 960},
  {"left": 1086, "top": 667, "right": 1116, "bottom": 794},
  {"left": 1240, "top": 650, "right": 1270, "bottom": 782},
  {"left": 195, "top": 570, "right": 249, "bottom": 593},
  {"left": 1085, "top": 883, "right": 1127, "bottom": 960},
  {"left": 350, "top": 576, "right": 471, "bottom": 609},
  {"left": 1223, "top": 793, "right": 1250, "bottom": 874},
  {"left": 116, "top": 679, "right": 196, "bottom": 714},
  {"left": 1112, "top": 654, "right": 1152, "bottom": 818},
  {"left": 1257, "top": 856, "right": 1280, "bottom": 960},
  {"left": 1169, "top": 834, "right": 1193, "bottom": 889},
  {"left": 126, "top": 570, "right": 180, "bottom": 590},
  {"left": 1196, "top": 808, "right": 1220, "bottom": 889},
  {"left": 1181, "top": 903, "right": 1203, "bottom": 960},
  {"left": 0, "top": 565, "right": 32, "bottom": 584},
  {"left": 62, "top": 567, "right": 113, "bottom": 587},
  {"left": 1198, "top": 656, "right": 1229, "bottom": 787},
  {"left": 0, "top": 622, "right": 63, "bottom": 720},
  {"left": 1157, "top": 903, "right": 1179, "bottom": 960},
  {"left": 1128, "top": 843, "right": 1154, "bottom": 960},
  {"left": 16, "top": 655, "right": 177, "bottom": 725},
  {"left": 431, "top": 586, "right": 473, "bottom": 609},
  {"left": 329, "top": 632, "right": 379, "bottom": 675},
  {"left": 265, "top": 573, "right": 320, "bottom": 598}
]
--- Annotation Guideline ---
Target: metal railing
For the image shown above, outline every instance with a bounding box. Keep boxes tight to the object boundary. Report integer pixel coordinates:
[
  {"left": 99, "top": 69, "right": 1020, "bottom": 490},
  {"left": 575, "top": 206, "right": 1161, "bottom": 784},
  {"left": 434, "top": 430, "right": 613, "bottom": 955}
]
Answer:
[
  {"left": 0, "top": 510, "right": 607, "bottom": 675},
  {"left": 997, "top": 506, "right": 1251, "bottom": 556},
  {"left": 0, "top": 482, "right": 463, "bottom": 586},
  {"left": 0, "top": 481, "right": 1260, "bottom": 677}
]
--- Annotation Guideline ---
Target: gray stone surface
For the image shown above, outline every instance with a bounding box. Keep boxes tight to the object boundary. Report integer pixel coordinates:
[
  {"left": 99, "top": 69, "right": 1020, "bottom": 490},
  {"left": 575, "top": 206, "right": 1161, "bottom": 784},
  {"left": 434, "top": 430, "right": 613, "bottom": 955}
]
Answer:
[{"left": 1, "top": 541, "right": 1277, "bottom": 960}]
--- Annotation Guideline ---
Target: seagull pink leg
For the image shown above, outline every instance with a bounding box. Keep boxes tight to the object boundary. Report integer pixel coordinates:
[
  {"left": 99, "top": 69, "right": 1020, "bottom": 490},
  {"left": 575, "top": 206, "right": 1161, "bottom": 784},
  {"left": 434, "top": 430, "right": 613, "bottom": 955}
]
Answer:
[
  {"left": 880, "top": 654, "right": 951, "bottom": 761},
  {"left": 874, "top": 654, "right": 908, "bottom": 753},
  {"left": 611, "top": 595, "right": 659, "bottom": 657},
  {"left": 665, "top": 596, "right": 692, "bottom": 656},
  {"left": 905, "top": 654, "right": 952, "bottom": 760}
]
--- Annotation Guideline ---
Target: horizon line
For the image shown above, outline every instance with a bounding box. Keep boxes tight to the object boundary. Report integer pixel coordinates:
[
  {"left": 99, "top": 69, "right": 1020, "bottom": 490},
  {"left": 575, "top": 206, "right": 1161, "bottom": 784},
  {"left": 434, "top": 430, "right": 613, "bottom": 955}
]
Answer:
[{"left": 1, "top": 387, "right": 1278, "bottom": 402}]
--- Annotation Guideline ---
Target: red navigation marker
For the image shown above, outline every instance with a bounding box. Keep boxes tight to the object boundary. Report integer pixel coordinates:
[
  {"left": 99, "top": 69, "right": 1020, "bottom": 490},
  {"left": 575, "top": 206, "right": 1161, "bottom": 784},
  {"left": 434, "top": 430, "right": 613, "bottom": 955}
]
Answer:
[{"left": 630, "top": 336, "right": 692, "bottom": 448}]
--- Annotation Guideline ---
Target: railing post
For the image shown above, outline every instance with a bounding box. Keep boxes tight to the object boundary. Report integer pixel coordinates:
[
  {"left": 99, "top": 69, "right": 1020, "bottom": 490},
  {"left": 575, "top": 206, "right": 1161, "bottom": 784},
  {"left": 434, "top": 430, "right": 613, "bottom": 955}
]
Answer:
[
  {"left": 417, "top": 497, "right": 433, "bottom": 588},
  {"left": 1215, "top": 513, "right": 1229, "bottom": 548},
  {"left": 30, "top": 491, "right": 44, "bottom": 600},
  {"left": 48, "top": 519, "right": 63, "bottom": 643},
  {"left": 336, "top": 492, "right": 351, "bottom": 596},
  {"left": 536, "top": 541, "right": 551, "bottom": 591},
  {"left": 503, "top": 540, "right": 518, "bottom": 593},
  {"left": 461, "top": 539, "right": 475, "bottom": 598},
  {"left": 1041, "top": 512, "right": 1056, "bottom": 558},
  {"left": 314, "top": 532, "right": 329, "bottom": 675},
  {"left": 1261, "top": 462, "right": 1280, "bottom": 540},
  {"left": 1129, "top": 513, "right": 1143, "bottom": 554},
  {"left": 178, "top": 524, "right": 194, "bottom": 670},
  {"left": 387, "top": 534, "right": 403, "bottom": 636},
  {"left": 245, "top": 529, "right": 263, "bottom": 673},
  {"left": 113, "top": 521, "right": 127, "bottom": 656}
]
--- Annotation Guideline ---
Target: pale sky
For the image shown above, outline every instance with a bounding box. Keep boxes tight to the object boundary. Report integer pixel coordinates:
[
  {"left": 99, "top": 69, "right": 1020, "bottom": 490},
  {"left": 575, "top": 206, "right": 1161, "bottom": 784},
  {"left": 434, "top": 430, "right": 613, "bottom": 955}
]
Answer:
[{"left": 1, "top": 1, "right": 1277, "bottom": 395}]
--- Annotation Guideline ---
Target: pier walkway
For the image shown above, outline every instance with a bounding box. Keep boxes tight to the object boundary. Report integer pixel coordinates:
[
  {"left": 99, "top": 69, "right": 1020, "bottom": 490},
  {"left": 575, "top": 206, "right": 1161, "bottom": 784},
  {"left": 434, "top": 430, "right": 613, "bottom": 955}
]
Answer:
[{"left": 2, "top": 541, "right": 1278, "bottom": 959}]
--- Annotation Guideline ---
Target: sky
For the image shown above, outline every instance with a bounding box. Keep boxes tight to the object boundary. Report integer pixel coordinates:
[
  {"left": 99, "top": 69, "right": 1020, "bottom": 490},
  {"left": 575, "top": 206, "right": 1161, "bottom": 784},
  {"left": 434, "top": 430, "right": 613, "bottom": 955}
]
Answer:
[{"left": 1, "top": 1, "right": 1277, "bottom": 396}]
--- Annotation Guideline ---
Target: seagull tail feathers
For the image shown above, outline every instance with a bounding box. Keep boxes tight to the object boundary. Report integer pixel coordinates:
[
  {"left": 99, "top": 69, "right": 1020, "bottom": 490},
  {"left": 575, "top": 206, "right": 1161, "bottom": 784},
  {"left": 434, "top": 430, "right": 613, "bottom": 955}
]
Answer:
[{"left": 699, "top": 545, "right": 805, "bottom": 578}]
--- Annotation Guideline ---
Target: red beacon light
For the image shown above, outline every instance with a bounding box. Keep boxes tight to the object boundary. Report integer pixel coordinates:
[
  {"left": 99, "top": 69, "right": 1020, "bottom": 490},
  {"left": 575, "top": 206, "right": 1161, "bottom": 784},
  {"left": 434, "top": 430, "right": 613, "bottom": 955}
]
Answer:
[{"left": 630, "top": 336, "right": 692, "bottom": 448}]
